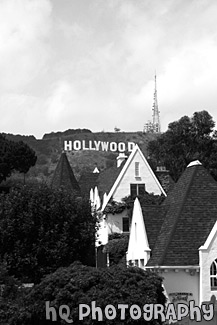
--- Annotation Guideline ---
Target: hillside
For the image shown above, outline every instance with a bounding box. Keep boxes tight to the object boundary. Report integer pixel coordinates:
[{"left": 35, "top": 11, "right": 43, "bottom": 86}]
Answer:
[{"left": 3, "top": 130, "right": 159, "bottom": 185}]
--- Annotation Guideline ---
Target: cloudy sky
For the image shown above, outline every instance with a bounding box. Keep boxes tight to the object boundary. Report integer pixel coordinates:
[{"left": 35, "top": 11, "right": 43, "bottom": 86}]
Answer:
[{"left": 0, "top": 0, "right": 217, "bottom": 139}]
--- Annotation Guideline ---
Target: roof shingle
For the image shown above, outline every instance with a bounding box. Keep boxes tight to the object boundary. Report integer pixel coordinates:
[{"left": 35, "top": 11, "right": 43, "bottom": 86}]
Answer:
[
  {"left": 51, "top": 152, "right": 81, "bottom": 195},
  {"left": 148, "top": 163, "right": 217, "bottom": 266}
]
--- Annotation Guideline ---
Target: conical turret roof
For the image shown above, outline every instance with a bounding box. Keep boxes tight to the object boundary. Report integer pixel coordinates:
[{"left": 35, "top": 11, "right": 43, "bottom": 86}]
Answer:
[
  {"left": 148, "top": 161, "right": 217, "bottom": 266},
  {"left": 51, "top": 152, "right": 80, "bottom": 194}
]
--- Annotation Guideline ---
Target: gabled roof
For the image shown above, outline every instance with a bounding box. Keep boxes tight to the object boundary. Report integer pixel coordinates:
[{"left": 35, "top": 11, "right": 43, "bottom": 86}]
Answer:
[
  {"left": 102, "top": 145, "right": 166, "bottom": 209},
  {"left": 148, "top": 162, "right": 217, "bottom": 266},
  {"left": 96, "top": 162, "right": 125, "bottom": 197},
  {"left": 79, "top": 172, "right": 99, "bottom": 197},
  {"left": 79, "top": 161, "right": 126, "bottom": 199},
  {"left": 51, "top": 152, "right": 80, "bottom": 194}
]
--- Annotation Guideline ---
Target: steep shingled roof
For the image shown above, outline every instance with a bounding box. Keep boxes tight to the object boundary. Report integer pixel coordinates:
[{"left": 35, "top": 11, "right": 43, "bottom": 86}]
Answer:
[
  {"left": 96, "top": 162, "right": 126, "bottom": 197},
  {"left": 78, "top": 161, "right": 126, "bottom": 199},
  {"left": 51, "top": 152, "right": 81, "bottom": 194},
  {"left": 79, "top": 172, "right": 99, "bottom": 197},
  {"left": 141, "top": 205, "right": 167, "bottom": 251},
  {"left": 148, "top": 162, "right": 217, "bottom": 266}
]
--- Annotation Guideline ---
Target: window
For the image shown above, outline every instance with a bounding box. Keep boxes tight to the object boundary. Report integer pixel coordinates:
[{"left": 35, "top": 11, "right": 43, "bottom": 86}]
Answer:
[
  {"left": 122, "top": 217, "right": 129, "bottom": 232},
  {"left": 210, "top": 259, "right": 217, "bottom": 290},
  {"left": 130, "top": 184, "right": 146, "bottom": 198},
  {"left": 135, "top": 162, "right": 140, "bottom": 177}
]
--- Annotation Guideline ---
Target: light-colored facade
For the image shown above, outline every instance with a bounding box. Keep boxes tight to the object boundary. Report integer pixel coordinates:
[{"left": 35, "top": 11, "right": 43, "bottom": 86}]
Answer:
[
  {"left": 95, "top": 150, "right": 217, "bottom": 308},
  {"left": 102, "top": 144, "right": 166, "bottom": 210},
  {"left": 199, "top": 221, "right": 217, "bottom": 303},
  {"left": 124, "top": 161, "right": 217, "bottom": 307},
  {"left": 100, "top": 144, "right": 166, "bottom": 236}
]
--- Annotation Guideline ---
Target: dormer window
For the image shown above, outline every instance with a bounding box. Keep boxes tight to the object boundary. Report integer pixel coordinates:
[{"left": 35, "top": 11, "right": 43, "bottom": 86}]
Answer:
[
  {"left": 135, "top": 162, "right": 140, "bottom": 177},
  {"left": 210, "top": 259, "right": 217, "bottom": 290},
  {"left": 130, "top": 184, "right": 145, "bottom": 198}
]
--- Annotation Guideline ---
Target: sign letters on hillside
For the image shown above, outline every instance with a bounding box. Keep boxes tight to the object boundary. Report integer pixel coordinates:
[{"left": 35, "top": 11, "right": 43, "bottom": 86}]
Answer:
[{"left": 64, "top": 140, "right": 135, "bottom": 152}]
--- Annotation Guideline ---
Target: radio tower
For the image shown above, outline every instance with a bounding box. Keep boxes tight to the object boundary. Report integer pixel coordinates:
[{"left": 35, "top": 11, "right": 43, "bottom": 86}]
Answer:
[
  {"left": 152, "top": 73, "right": 161, "bottom": 133},
  {"left": 143, "top": 73, "right": 161, "bottom": 133}
]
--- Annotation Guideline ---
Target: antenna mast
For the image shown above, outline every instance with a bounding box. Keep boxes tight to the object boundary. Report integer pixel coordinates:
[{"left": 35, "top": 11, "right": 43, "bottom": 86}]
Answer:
[
  {"left": 143, "top": 73, "right": 161, "bottom": 133},
  {"left": 152, "top": 73, "right": 161, "bottom": 133}
]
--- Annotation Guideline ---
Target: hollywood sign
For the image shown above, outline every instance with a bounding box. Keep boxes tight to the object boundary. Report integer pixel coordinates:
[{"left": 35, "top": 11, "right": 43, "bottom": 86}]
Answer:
[{"left": 64, "top": 140, "right": 135, "bottom": 152}]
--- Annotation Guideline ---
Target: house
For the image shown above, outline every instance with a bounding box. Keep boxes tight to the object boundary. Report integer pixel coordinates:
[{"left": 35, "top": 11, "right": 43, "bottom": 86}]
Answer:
[
  {"left": 127, "top": 160, "right": 217, "bottom": 306},
  {"left": 51, "top": 147, "right": 217, "bottom": 307},
  {"left": 101, "top": 144, "right": 166, "bottom": 206},
  {"left": 78, "top": 144, "right": 167, "bottom": 267},
  {"left": 95, "top": 145, "right": 166, "bottom": 236}
]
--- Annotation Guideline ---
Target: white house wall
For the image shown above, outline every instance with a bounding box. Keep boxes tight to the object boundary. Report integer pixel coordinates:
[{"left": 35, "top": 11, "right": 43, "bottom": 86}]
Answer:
[
  {"left": 161, "top": 269, "right": 200, "bottom": 306},
  {"left": 200, "top": 229, "right": 217, "bottom": 303},
  {"left": 112, "top": 150, "right": 163, "bottom": 201},
  {"left": 106, "top": 209, "right": 129, "bottom": 234}
]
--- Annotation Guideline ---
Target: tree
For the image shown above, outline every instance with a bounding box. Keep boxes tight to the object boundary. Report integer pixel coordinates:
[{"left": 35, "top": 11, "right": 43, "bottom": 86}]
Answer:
[
  {"left": 0, "top": 185, "right": 96, "bottom": 283},
  {"left": 10, "top": 262, "right": 166, "bottom": 325},
  {"left": 103, "top": 233, "right": 129, "bottom": 265},
  {"left": 12, "top": 141, "right": 37, "bottom": 174},
  {"left": 0, "top": 134, "right": 13, "bottom": 184},
  {"left": 148, "top": 111, "right": 217, "bottom": 181},
  {"left": 0, "top": 263, "right": 23, "bottom": 325},
  {"left": 0, "top": 134, "right": 37, "bottom": 183}
]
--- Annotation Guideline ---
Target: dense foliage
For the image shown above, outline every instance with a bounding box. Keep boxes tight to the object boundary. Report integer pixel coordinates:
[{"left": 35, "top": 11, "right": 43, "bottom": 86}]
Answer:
[
  {"left": 10, "top": 262, "right": 166, "bottom": 325},
  {"left": 122, "top": 193, "right": 165, "bottom": 207},
  {"left": 43, "top": 128, "right": 92, "bottom": 139},
  {"left": 0, "top": 134, "right": 37, "bottom": 183},
  {"left": 0, "top": 264, "right": 23, "bottom": 325},
  {"left": 0, "top": 185, "right": 96, "bottom": 283},
  {"left": 104, "top": 233, "right": 129, "bottom": 265},
  {"left": 104, "top": 193, "right": 165, "bottom": 215},
  {"left": 148, "top": 111, "right": 217, "bottom": 181}
]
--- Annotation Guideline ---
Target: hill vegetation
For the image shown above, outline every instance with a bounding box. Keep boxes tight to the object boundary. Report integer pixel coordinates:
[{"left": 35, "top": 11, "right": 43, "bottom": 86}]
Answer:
[{"left": 3, "top": 130, "right": 158, "bottom": 186}]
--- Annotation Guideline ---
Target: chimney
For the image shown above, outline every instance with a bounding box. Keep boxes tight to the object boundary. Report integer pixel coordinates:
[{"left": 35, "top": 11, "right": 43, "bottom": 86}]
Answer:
[
  {"left": 155, "top": 166, "right": 173, "bottom": 194},
  {"left": 116, "top": 152, "right": 128, "bottom": 168},
  {"left": 156, "top": 166, "right": 168, "bottom": 173}
]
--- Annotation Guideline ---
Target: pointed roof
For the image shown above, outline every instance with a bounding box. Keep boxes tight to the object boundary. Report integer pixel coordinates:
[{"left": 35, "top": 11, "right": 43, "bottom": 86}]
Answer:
[
  {"left": 51, "top": 152, "right": 80, "bottom": 194},
  {"left": 102, "top": 144, "right": 166, "bottom": 209},
  {"left": 148, "top": 161, "right": 217, "bottom": 266},
  {"left": 127, "top": 198, "right": 150, "bottom": 261},
  {"left": 94, "top": 186, "right": 101, "bottom": 210},
  {"left": 79, "top": 172, "right": 99, "bottom": 197},
  {"left": 93, "top": 167, "right": 100, "bottom": 173},
  {"left": 97, "top": 162, "right": 126, "bottom": 201}
]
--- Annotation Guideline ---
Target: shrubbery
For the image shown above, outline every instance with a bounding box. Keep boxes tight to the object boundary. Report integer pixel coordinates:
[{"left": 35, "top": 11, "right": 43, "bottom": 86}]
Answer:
[
  {"left": 10, "top": 262, "right": 166, "bottom": 325},
  {"left": 0, "top": 184, "right": 96, "bottom": 283}
]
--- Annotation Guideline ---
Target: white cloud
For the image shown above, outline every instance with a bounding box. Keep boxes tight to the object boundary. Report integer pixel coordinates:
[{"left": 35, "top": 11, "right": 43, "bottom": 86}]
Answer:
[
  {"left": 0, "top": 0, "right": 52, "bottom": 91},
  {"left": 0, "top": 93, "right": 45, "bottom": 136},
  {"left": 1, "top": 0, "right": 217, "bottom": 137},
  {"left": 46, "top": 81, "right": 78, "bottom": 124}
]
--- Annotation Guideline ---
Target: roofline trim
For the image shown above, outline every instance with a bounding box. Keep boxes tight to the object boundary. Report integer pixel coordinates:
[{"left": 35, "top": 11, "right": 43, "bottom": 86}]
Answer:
[
  {"left": 199, "top": 220, "right": 217, "bottom": 250},
  {"left": 145, "top": 265, "right": 200, "bottom": 269},
  {"left": 102, "top": 144, "right": 166, "bottom": 210}
]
